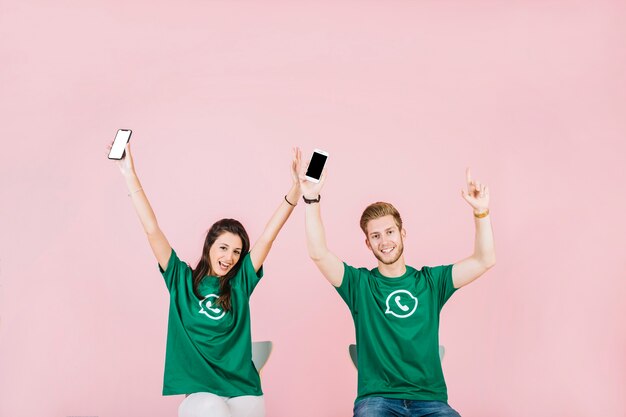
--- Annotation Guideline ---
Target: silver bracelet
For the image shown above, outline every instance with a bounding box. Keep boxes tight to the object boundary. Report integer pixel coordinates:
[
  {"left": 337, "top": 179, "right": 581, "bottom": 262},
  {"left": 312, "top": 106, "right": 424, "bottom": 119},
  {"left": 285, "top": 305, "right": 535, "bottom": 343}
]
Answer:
[{"left": 128, "top": 187, "right": 143, "bottom": 197}]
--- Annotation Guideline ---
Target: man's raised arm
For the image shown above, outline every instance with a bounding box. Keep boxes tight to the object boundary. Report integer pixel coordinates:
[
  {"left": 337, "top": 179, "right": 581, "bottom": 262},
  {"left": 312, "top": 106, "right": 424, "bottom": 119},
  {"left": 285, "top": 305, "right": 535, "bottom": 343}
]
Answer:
[
  {"left": 452, "top": 168, "right": 496, "bottom": 289},
  {"left": 300, "top": 169, "right": 344, "bottom": 287}
]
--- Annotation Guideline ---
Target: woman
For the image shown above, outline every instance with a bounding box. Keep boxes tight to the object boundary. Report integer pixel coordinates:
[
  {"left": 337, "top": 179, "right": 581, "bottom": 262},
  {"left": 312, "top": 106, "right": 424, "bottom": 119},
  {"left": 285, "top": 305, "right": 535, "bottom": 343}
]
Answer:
[{"left": 112, "top": 141, "right": 302, "bottom": 417}]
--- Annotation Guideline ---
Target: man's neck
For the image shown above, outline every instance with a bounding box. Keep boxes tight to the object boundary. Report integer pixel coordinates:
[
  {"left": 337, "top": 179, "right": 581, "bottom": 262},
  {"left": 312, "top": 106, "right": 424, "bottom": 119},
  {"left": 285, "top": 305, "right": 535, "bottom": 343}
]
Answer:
[{"left": 377, "top": 257, "right": 407, "bottom": 278}]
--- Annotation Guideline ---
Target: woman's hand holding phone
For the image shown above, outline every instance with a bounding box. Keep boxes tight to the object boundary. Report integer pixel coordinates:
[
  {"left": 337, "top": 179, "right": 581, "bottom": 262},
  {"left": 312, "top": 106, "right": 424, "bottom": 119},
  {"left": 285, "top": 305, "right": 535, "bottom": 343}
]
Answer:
[
  {"left": 116, "top": 143, "right": 135, "bottom": 177},
  {"left": 107, "top": 129, "right": 135, "bottom": 178},
  {"left": 107, "top": 141, "right": 135, "bottom": 177},
  {"left": 107, "top": 142, "right": 135, "bottom": 176}
]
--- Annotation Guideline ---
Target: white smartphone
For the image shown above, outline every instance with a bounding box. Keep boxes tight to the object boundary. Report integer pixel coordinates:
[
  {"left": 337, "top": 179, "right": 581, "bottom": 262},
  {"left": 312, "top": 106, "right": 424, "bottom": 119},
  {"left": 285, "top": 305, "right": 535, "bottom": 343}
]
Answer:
[
  {"left": 305, "top": 149, "right": 329, "bottom": 183},
  {"left": 108, "top": 129, "right": 132, "bottom": 160}
]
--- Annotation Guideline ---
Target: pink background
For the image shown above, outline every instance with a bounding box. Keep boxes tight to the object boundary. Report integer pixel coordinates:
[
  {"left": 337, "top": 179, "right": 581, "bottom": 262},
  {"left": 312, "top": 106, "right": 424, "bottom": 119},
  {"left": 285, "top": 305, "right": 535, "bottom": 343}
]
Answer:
[{"left": 1, "top": 1, "right": 625, "bottom": 416}]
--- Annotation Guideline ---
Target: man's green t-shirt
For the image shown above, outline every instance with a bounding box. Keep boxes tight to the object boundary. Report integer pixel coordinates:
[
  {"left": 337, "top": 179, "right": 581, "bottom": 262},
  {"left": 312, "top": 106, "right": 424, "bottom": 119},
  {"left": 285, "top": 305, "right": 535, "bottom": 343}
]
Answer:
[
  {"left": 336, "top": 262, "right": 457, "bottom": 403},
  {"left": 159, "top": 249, "right": 263, "bottom": 396}
]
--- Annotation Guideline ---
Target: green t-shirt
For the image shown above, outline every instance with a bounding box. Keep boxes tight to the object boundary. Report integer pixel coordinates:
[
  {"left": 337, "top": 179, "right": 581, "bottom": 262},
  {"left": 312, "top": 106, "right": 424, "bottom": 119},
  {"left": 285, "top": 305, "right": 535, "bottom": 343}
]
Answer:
[
  {"left": 336, "top": 262, "right": 457, "bottom": 403},
  {"left": 159, "top": 249, "right": 263, "bottom": 396}
]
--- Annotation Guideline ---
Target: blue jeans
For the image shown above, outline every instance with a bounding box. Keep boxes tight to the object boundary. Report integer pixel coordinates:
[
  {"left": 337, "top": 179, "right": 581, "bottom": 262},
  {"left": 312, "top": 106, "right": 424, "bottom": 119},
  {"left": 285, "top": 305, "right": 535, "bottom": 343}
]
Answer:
[{"left": 354, "top": 397, "right": 461, "bottom": 417}]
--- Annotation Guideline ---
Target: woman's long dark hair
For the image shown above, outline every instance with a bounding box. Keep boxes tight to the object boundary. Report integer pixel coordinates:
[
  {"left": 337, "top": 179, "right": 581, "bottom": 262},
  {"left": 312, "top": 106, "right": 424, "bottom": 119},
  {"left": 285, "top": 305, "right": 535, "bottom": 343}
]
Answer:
[{"left": 192, "top": 218, "right": 250, "bottom": 311}]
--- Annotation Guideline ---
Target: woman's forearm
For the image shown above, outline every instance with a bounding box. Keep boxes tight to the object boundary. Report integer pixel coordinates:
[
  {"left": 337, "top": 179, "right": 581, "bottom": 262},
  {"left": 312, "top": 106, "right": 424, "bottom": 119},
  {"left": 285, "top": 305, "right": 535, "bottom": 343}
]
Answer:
[{"left": 124, "top": 170, "right": 160, "bottom": 235}]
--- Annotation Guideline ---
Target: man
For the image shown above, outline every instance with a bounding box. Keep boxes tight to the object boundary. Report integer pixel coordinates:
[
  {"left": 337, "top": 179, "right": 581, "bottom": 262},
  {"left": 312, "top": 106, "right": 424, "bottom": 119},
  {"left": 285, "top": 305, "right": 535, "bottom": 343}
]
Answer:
[{"left": 300, "top": 167, "right": 495, "bottom": 417}]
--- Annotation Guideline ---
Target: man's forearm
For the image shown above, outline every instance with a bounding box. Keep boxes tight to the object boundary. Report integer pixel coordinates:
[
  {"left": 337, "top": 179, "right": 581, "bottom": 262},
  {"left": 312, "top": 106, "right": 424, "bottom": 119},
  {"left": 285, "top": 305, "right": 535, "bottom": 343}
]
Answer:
[
  {"left": 473, "top": 214, "right": 496, "bottom": 267},
  {"left": 305, "top": 202, "right": 329, "bottom": 261}
]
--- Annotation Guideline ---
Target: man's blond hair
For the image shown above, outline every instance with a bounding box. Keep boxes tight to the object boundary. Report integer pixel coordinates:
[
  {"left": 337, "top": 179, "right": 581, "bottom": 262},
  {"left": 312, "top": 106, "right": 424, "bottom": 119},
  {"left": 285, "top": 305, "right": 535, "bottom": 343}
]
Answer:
[{"left": 359, "top": 202, "right": 403, "bottom": 236}]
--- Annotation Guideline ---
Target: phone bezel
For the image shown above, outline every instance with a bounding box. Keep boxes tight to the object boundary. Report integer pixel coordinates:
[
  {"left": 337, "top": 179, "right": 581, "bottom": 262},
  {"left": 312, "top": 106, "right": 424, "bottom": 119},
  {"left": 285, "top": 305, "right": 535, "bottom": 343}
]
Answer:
[
  {"left": 108, "top": 129, "right": 132, "bottom": 160},
  {"left": 305, "top": 148, "right": 329, "bottom": 183}
]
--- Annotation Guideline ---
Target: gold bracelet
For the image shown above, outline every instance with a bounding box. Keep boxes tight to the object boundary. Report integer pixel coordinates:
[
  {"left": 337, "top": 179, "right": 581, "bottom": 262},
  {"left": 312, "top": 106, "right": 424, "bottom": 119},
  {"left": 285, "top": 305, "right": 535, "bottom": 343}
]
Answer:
[
  {"left": 474, "top": 209, "right": 489, "bottom": 219},
  {"left": 128, "top": 188, "right": 143, "bottom": 197}
]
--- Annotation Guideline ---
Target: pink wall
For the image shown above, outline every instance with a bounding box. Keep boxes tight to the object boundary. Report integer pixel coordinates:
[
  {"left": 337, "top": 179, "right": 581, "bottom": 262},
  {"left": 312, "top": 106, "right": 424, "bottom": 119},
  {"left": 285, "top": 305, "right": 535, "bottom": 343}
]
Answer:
[{"left": 1, "top": 1, "right": 625, "bottom": 416}]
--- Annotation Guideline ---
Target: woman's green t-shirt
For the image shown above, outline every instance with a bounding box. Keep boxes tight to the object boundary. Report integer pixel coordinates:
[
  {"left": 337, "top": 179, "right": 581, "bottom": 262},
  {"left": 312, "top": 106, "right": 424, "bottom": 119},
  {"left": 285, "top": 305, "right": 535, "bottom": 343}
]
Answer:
[{"left": 159, "top": 249, "right": 263, "bottom": 396}]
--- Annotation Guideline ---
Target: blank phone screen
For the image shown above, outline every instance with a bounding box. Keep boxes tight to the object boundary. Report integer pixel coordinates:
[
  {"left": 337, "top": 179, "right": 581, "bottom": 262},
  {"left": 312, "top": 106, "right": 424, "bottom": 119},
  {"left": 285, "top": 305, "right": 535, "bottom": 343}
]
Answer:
[
  {"left": 108, "top": 129, "right": 132, "bottom": 159},
  {"left": 306, "top": 152, "right": 327, "bottom": 180}
]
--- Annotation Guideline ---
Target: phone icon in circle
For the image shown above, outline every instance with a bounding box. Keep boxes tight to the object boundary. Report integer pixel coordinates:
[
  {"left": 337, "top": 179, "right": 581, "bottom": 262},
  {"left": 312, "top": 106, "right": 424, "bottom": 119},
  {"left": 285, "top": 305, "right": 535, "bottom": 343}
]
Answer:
[
  {"left": 199, "top": 294, "right": 226, "bottom": 320},
  {"left": 385, "top": 289, "right": 418, "bottom": 318},
  {"left": 395, "top": 296, "right": 410, "bottom": 312}
]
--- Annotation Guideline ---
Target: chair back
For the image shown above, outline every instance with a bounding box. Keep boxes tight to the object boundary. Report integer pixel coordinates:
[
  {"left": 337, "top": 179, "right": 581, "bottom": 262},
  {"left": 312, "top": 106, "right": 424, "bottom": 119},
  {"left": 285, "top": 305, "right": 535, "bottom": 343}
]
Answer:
[{"left": 252, "top": 341, "right": 273, "bottom": 372}]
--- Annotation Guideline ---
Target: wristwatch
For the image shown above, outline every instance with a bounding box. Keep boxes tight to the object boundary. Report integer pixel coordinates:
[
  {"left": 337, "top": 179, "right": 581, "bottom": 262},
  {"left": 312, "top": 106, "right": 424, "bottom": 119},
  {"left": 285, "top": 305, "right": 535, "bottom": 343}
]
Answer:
[{"left": 302, "top": 195, "right": 321, "bottom": 204}]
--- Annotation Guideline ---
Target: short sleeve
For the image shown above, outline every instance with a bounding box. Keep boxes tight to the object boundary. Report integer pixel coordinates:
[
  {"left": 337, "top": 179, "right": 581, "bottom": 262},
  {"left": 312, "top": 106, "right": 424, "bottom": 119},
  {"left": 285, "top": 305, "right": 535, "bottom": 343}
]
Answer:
[
  {"left": 335, "top": 263, "right": 360, "bottom": 311},
  {"left": 158, "top": 249, "right": 192, "bottom": 292},
  {"left": 423, "top": 264, "right": 456, "bottom": 310},
  {"left": 236, "top": 253, "right": 264, "bottom": 297}
]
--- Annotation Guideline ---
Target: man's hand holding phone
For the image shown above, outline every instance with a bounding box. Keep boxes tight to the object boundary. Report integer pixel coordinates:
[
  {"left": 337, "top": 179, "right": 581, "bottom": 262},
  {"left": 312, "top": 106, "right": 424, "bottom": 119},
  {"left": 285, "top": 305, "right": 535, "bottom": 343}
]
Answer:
[
  {"left": 304, "top": 149, "right": 328, "bottom": 183},
  {"left": 299, "top": 149, "right": 328, "bottom": 202}
]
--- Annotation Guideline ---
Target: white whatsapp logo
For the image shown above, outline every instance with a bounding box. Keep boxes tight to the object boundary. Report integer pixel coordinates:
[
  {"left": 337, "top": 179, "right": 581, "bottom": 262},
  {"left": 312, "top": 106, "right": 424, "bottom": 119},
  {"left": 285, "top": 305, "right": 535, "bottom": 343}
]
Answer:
[
  {"left": 384, "top": 289, "right": 418, "bottom": 318},
  {"left": 198, "top": 294, "right": 226, "bottom": 320}
]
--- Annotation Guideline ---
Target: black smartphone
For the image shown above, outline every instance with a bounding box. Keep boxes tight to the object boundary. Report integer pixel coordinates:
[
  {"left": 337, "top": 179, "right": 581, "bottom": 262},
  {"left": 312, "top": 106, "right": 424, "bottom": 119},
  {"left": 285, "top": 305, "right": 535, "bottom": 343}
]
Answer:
[
  {"left": 108, "top": 129, "right": 132, "bottom": 160},
  {"left": 305, "top": 149, "right": 329, "bottom": 183}
]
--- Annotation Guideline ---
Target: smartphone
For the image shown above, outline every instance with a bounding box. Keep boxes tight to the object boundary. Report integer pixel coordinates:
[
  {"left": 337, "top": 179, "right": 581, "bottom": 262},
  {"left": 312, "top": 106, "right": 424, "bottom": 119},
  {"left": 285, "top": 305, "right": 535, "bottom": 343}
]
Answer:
[
  {"left": 305, "top": 149, "right": 329, "bottom": 183},
  {"left": 108, "top": 129, "right": 132, "bottom": 160}
]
